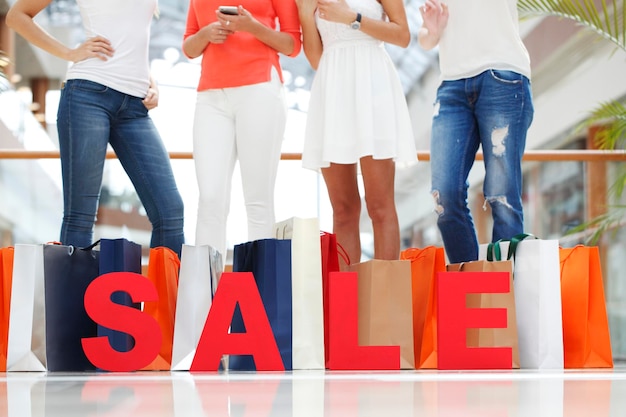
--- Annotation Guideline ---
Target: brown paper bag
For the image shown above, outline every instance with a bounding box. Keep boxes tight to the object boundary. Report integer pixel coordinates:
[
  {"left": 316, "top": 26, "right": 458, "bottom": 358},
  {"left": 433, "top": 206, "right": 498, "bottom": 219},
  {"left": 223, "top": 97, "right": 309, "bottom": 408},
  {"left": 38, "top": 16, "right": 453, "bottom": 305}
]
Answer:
[
  {"left": 349, "top": 259, "right": 415, "bottom": 369},
  {"left": 447, "top": 260, "right": 520, "bottom": 368}
]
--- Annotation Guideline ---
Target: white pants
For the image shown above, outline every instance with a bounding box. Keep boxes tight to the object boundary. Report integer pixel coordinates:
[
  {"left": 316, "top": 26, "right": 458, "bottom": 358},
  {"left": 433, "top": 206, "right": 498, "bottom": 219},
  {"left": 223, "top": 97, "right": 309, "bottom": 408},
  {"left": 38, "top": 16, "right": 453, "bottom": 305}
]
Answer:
[{"left": 193, "top": 70, "right": 287, "bottom": 258}]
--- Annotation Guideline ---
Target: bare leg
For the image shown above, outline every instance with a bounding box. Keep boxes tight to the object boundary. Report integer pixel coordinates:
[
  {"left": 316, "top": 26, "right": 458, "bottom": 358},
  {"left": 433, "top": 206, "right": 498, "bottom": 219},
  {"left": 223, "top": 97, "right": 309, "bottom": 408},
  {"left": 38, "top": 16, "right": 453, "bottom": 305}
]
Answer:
[
  {"left": 360, "top": 156, "right": 400, "bottom": 260},
  {"left": 321, "top": 163, "right": 361, "bottom": 270}
]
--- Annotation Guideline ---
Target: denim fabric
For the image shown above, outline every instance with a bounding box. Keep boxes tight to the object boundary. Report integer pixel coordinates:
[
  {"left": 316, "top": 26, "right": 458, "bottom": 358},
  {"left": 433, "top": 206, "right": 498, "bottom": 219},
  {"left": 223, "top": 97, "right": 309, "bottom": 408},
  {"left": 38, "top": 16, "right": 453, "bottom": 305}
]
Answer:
[
  {"left": 57, "top": 79, "right": 185, "bottom": 255},
  {"left": 430, "top": 70, "right": 534, "bottom": 263}
]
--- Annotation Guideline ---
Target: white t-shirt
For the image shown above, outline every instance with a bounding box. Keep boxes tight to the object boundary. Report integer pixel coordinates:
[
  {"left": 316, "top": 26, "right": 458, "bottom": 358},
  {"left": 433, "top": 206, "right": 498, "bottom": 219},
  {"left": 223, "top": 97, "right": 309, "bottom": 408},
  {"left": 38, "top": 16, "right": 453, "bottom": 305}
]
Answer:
[
  {"left": 66, "top": 0, "right": 157, "bottom": 98},
  {"left": 438, "top": 0, "right": 531, "bottom": 81}
]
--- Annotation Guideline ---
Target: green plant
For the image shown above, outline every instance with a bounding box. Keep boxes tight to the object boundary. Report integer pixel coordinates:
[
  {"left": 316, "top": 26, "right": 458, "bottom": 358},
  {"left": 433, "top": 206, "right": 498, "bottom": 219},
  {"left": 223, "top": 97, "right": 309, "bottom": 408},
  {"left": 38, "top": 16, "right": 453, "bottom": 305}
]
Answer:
[{"left": 518, "top": 0, "right": 626, "bottom": 243}]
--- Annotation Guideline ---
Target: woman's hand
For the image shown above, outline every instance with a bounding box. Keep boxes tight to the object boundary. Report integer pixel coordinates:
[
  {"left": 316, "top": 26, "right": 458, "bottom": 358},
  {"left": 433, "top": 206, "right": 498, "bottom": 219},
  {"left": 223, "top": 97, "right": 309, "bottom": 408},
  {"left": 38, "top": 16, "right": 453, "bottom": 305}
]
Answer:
[
  {"left": 68, "top": 36, "right": 114, "bottom": 63},
  {"left": 417, "top": 0, "right": 448, "bottom": 50},
  {"left": 142, "top": 84, "right": 159, "bottom": 110},
  {"left": 216, "top": 6, "right": 257, "bottom": 33},
  {"left": 317, "top": 0, "right": 354, "bottom": 25},
  {"left": 203, "top": 20, "right": 234, "bottom": 44}
]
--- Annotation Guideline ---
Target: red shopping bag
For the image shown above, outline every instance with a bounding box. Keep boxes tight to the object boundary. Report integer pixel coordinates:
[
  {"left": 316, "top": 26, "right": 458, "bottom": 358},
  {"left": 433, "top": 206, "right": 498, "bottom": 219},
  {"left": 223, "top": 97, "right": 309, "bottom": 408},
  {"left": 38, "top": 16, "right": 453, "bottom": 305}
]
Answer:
[
  {"left": 320, "top": 232, "right": 350, "bottom": 367},
  {"left": 0, "top": 247, "right": 14, "bottom": 371},
  {"left": 560, "top": 245, "right": 613, "bottom": 368}
]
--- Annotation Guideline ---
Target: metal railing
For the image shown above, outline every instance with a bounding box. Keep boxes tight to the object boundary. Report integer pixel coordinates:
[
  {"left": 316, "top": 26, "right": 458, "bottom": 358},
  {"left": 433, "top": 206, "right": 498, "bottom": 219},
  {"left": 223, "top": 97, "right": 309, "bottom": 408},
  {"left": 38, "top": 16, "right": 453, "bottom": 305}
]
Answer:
[{"left": 2, "top": 149, "right": 626, "bottom": 161}]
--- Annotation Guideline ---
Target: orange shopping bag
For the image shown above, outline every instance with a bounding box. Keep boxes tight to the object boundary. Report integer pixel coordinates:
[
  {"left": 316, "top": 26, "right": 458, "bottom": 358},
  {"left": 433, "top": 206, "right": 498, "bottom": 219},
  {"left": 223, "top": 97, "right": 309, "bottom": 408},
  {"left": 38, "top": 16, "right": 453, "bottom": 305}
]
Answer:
[
  {"left": 0, "top": 247, "right": 14, "bottom": 371},
  {"left": 141, "top": 247, "right": 180, "bottom": 370},
  {"left": 400, "top": 246, "right": 445, "bottom": 369},
  {"left": 560, "top": 245, "right": 613, "bottom": 368}
]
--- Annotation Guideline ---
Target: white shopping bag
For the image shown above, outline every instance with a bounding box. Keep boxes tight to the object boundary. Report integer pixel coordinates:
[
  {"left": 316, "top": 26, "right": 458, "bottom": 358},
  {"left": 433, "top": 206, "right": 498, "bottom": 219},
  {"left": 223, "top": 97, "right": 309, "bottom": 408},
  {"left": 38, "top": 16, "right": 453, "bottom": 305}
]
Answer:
[
  {"left": 170, "top": 244, "right": 223, "bottom": 371},
  {"left": 479, "top": 235, "right": 564, "bottom": 369},
  {"left": 274, "top": 217, "right": 325, "bottom": 369},
  {"left": 6, "top": 244, "right": 47, "bottom": 372}
]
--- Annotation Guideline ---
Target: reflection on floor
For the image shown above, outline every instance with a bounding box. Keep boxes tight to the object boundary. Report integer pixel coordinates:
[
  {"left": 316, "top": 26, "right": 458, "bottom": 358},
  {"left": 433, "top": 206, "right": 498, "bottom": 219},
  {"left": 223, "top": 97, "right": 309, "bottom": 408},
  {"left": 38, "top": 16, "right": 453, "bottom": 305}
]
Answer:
[{"left": 2, "top": 366, "right": 626, "bottom": 416}]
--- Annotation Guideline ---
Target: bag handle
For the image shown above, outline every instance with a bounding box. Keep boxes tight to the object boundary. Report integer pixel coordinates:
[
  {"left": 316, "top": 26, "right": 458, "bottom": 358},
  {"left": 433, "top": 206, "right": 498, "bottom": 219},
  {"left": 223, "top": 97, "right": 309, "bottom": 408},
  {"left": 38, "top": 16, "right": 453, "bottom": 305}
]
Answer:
[
  {"left": 486, "top": 240, "right": 505, "bottom": 261},
  {"left": 336, "top": 242, "right": 351, "bottom": 266},
  {"left": 506, "top": 233, "right": 536, "bottom": 260},
  {"left": 45, "top": 239, "right": 100, "bottom": 255},
  {"left": 486, "top": 233, "right": 536, "bottom": 261}
]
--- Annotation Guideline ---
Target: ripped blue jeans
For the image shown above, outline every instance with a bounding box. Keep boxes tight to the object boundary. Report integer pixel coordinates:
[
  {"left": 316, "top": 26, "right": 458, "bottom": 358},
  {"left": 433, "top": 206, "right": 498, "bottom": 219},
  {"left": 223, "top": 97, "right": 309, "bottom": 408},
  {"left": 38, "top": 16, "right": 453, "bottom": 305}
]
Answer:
[{"left": 430, "top": 70, "right": 534, "bottom": 263}]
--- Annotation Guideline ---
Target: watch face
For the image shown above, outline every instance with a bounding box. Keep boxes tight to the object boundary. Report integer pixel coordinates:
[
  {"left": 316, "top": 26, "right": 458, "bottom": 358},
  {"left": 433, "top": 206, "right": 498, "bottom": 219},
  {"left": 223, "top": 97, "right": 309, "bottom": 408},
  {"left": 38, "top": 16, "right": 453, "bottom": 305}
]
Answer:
[{"left": 351, "top": 21, "right": 360, "bottom": 30}]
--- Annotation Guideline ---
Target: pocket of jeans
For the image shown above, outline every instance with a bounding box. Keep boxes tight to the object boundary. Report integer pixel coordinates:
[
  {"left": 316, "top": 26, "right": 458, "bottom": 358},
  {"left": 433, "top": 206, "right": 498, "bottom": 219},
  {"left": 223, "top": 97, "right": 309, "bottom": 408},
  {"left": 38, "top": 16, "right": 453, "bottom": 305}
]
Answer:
[
  {"left": 489, "top": 69, "right": 523, "bottom": 84},
  {"left": 72, "top": 79, "right": 109, "bottom": 93}
]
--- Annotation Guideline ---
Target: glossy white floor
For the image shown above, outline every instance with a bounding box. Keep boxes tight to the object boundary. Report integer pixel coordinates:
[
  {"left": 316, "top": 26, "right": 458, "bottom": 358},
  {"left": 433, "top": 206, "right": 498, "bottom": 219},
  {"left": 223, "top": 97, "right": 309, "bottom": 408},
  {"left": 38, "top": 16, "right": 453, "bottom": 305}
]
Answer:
[{"left": 2, "top": 366, "right": 626, "bottom": 416}]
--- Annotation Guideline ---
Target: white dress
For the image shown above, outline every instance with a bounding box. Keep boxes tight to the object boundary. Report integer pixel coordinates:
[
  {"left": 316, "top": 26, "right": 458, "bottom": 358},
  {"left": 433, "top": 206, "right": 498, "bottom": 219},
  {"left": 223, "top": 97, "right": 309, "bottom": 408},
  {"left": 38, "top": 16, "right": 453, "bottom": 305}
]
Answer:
[{"left": 302, "top": 0, "right": 417, "bottom": 170}]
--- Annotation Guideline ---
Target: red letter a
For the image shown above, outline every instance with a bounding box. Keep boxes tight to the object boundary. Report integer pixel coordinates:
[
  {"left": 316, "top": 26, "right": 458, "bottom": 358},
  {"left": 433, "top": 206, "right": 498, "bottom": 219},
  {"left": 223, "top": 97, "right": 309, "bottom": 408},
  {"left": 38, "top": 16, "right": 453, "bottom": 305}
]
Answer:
[{"left": 190, "top": 272, "right": 284, "bottom": 372}]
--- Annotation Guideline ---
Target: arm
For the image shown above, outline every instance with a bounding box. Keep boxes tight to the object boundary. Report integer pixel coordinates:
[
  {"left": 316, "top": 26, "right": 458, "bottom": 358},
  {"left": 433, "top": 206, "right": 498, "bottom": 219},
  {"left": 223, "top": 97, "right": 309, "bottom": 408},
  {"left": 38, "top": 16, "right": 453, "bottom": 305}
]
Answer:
[
  {"left": 182, "top": 5, "right": 234, "bottom": 58},
  {"left": 215, "top": 5, "right": 298, "bottom": 57},
  {"left": 417, "top": 0, "right": 449, "bottom": 50},
  {"left": 318, "top": 0, "right": 410, "bottom": 48},
  {"left": 6, "top": 0, "right": 114, "bottom": 62},
  {"left": 296, "top": 0, "right": 324, "bottom": 69}
]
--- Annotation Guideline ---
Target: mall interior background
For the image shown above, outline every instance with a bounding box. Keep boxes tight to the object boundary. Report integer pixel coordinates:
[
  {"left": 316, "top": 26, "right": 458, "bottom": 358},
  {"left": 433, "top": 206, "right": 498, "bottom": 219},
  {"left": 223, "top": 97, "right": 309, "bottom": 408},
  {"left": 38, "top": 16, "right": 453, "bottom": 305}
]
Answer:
[{"left": 1, "top": 0, "right": 625, "bottom": 360}]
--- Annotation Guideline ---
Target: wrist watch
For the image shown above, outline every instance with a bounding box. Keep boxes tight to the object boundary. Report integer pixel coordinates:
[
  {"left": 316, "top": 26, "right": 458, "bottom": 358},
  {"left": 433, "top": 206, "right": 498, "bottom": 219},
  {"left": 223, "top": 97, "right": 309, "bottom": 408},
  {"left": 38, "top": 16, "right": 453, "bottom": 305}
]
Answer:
[{"left": 350, "top": 12, "right": 362, "bottom": 30}]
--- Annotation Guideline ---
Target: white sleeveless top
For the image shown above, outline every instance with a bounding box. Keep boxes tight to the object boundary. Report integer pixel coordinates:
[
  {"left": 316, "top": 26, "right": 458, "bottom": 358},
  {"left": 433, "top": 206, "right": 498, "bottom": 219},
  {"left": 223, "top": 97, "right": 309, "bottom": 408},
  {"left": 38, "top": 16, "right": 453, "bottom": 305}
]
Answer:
[
  {"left": 66, "top": 0, "right": 157, "bottom": 98},
  {"left": 438, "top": 0, "right": 531, "bottom": 81},
  {"left": 302, "top": 0, "right": 417, "bottom": 170}
]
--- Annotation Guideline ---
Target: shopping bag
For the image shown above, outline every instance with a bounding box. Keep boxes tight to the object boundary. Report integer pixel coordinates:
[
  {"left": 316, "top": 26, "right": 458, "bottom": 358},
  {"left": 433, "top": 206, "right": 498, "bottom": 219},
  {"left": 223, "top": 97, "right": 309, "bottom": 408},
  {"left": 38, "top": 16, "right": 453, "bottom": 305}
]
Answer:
[
  {"left": 1, "top": 247, "right": 14, "bottom": 371},
  {"left": 479, "top": 234, "right": 564, "bottom": 369},
  {"left": 142, "top": 247, "right": 180, "bottom": 370},
  {"left": 445, "top": 260, "right": 520, "bottom": 369},
  {"left": 320, "top": 231, "right": 350, "bottom": 367},
  {"left": 274, "top": 217, "right": 324, "bottom": 369},
  {"left": 43, "top": 243, "right": 102, "bottom": 371},
  {"left": 7, "top": 244, "right": 47, "bottom": 371},
  {"left": 320, "top": 232, "right": 339, "bottom": 367},
  {"left": 348, "top": 259, "right": 415, "bottom": 369},
  {"left": 98, "top": 238, "right": 142, "bottom": 354},
  {"left": 230, "top": 238, "right": 292, "bottom": 370},
  {"left": 400, "top": 246, "right": 445, "bottom": 369},
  {"left": 171, "top": 244, "right": 222, "bottom": 371},
  {"left": 560, "top": 245, "right": 613, "bottom": 368}
]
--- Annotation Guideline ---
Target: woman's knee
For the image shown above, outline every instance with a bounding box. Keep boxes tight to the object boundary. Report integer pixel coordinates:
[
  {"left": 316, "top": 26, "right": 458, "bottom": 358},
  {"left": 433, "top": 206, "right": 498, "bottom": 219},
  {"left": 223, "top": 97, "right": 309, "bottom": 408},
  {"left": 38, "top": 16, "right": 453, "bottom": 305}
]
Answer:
[
  {"left": 332, "top": 198, "right": 361, "bottom": 225},
  {"left": 364, "top": 194, "right": 396, "bottom": 224}
]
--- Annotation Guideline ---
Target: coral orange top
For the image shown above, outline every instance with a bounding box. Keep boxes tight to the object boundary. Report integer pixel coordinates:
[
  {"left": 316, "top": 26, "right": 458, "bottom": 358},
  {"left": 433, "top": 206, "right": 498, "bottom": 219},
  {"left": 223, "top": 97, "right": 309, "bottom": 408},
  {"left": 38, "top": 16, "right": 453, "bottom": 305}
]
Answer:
[{"left": 184, "top": 0, "right": 302, "bottom": 91}]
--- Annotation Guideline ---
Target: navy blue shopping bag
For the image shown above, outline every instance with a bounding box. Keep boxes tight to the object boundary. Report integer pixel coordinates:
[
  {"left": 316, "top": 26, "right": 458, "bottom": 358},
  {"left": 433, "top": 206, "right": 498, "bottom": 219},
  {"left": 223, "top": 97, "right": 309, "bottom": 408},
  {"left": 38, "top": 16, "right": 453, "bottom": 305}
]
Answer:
[
  {"left": 230, "top": 238, "right": 292, "bottom": 370},
  {"left": 43, "top": 243, "right": 100, "bottom": 371},
  {"left": 98, "top": 238, "right": 142, "bottom": 353}
]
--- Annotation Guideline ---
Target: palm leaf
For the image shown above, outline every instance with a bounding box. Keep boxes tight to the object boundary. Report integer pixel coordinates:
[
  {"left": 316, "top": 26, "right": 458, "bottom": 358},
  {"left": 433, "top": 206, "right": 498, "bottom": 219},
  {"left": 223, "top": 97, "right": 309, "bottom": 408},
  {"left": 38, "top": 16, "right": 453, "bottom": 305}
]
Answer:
[
  {"left": 518, "top": 0, "right": 626, "bottom": 51},
  {"left": 520, "top": 1, "right": 626, "bottom": 243},
  {"left": 566, "top": 207, "right": 626, "bottom": 244},
  {"left": 578, "top": 101, "right": 626, "bottom": 149}
]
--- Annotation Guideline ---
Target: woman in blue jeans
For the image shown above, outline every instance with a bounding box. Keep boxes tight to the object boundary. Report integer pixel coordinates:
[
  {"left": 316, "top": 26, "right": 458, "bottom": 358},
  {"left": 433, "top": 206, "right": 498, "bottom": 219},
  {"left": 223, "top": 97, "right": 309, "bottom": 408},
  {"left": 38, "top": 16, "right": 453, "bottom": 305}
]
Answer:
[
  {"left": 418, "top": 0, "right": 534, "bottom": 263},
  {"left": 7, "top": 0, "right": 185, "bottom": 256}
]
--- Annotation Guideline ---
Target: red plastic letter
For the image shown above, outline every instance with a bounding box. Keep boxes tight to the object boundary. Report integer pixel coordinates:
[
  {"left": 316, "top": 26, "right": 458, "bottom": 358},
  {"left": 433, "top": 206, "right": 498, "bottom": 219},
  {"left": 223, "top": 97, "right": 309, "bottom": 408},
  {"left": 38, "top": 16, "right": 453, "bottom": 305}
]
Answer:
[
  {"left": 327, "top": 271, "right": 400, "bottom": 370},
  {"left": 82, "top": 272, "right": 161, "bottom": 372},
  {"left": 190, "top": 272, "right": 284, "bottom": 372},
  {"left": 437, "top": 271, "right": 512, "bottom": 370}
]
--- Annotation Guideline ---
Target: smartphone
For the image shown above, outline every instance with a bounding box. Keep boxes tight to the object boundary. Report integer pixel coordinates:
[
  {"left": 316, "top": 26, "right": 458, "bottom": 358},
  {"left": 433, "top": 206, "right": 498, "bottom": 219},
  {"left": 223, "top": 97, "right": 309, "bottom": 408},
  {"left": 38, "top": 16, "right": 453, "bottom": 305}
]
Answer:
[{"left": 218, "top": 6, "right": 239, "bottom": 15}]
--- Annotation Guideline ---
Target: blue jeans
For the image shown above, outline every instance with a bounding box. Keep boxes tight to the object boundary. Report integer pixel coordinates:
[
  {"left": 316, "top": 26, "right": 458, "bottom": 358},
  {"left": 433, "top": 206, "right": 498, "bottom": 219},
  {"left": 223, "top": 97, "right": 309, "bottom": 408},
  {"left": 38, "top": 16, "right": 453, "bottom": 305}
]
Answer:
[
  {"left": 430, "top": 70, "right": 534, "bottom": 263},
  {"left": 57, "top": 79, "right": 185, "bottom": 256}
]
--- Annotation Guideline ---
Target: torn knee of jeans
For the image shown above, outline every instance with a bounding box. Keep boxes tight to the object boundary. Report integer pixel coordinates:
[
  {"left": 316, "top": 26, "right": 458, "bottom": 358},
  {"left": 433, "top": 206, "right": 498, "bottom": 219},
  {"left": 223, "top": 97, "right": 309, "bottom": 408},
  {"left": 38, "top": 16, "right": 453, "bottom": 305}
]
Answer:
[
  {"left": 491, "top": 125, "right": 509, "bottom": 156},
  {"left": 433, "top": 100, "right": 440, "bottom": 118},
  {"left": 484, "top": 195, "right": 513, "bottom": 211},
  {"left": 432, "top": 190, "right": 444, "bottom": 215}
]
